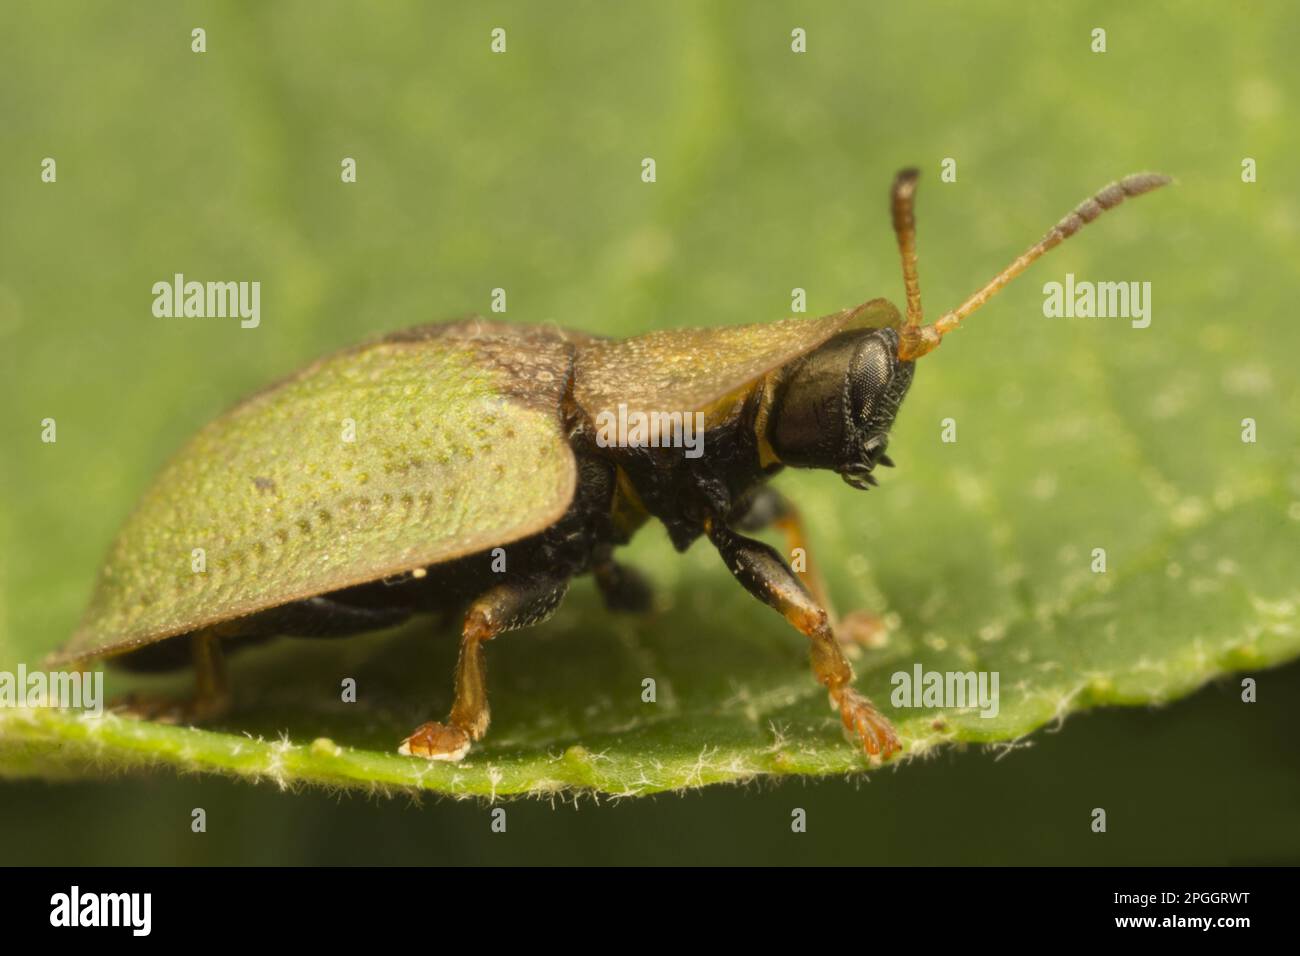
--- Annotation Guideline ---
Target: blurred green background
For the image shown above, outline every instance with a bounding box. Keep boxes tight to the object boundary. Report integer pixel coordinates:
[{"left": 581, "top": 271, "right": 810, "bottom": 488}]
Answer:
[{"left": 1, "top": 0, "right": 1297, "bottom": 863}]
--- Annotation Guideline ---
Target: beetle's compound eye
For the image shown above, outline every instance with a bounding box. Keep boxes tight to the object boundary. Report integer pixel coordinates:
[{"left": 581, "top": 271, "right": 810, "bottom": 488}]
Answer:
[
  {"left": 847, "top": 337, "right": 896, "bottom": 430},
  {"left": 768, "top": 328, "right": 909, "bottom": 477}
]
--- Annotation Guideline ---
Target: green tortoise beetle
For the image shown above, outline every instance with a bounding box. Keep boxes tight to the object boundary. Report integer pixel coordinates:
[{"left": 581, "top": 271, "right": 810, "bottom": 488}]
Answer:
[{"left": 52, "top": 168, "right": 1170, "bottom": 762}]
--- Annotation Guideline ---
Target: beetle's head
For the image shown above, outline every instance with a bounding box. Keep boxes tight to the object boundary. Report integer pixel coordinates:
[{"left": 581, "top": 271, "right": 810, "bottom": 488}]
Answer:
[
  {"left": 767, "top": 328, "right": 914, "bottom": 490},
  {"left": 765, "top": 165, "right": 1172, "bottom": 489}
]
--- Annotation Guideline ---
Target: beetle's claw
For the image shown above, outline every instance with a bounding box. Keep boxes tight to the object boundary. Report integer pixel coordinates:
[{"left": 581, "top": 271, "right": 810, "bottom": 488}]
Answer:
[
  {"left": 399, "top": 721, "right": 472, "bottom": 761},
  {"left": 837, "top": 687, "right": 901, "bottom": 762}
]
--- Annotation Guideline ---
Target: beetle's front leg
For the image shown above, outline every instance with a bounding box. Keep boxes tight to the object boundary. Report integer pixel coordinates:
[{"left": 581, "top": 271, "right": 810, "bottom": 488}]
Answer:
[
  {"left": 704, "top": 518, "right": 900, "bottom": 760},
  {"left": 732, "top": 488, "right": 887, "bottom": 652},
  {"left": 400, "top": 574, "right": 569, "bottom": 761}
]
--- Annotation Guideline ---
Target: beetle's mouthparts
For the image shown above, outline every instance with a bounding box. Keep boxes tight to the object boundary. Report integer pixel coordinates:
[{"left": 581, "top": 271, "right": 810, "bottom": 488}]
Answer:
[
  {"left": 841, "top": 466, "right": 878, "bottom": 490},
  {"left": 841, "top": 436, "right": 895, "bottom": 490}
]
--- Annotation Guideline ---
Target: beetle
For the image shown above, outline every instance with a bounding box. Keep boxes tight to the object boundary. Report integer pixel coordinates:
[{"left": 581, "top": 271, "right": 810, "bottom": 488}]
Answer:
[{"left": 51, "top": 168, "right": 1170, "bottom": 762}]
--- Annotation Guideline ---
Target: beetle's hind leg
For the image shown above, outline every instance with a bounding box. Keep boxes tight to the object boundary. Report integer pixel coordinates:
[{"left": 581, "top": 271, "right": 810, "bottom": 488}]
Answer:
[
  {"left": 705, "top": 518, "right": 900, "bottom": 761},
  {"left": 112, "top": 629, "right": 231, "bottom": 725},
  {"left": 400, "top": 574, "right": 569, "bottom": 761},
  {"left": 733, "top": 488, "right": 887, "bottom": 654}
]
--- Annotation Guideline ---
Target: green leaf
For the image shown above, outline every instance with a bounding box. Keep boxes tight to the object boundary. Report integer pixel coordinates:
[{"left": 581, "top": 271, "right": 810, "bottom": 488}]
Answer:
[{"left": 2, "top": 2, "right": 1297, "bottom": 798}]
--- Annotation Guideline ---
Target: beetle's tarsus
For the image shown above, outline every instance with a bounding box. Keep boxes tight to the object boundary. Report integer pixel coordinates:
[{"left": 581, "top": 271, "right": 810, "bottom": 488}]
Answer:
[
  {"left": 111, "top": 690, "right": 230, "bottom": 725},
  {"left": 110, "top": 683, "right": 230, "bottom": 725},
  {"left": 835, "top": 686, "right": 901, "bottom": 759},
  {"left": 399, "top": 721, "right": 472, "bottom": 762}
]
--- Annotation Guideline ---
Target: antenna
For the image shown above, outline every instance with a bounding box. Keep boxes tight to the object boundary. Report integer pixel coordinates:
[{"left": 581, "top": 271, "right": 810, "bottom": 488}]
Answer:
[
  {"left": 894, "top": 171, "right": 1172, "bottom": 361},
  {"left": 891, "top": 168, "right": 924, "bottom": 327}
]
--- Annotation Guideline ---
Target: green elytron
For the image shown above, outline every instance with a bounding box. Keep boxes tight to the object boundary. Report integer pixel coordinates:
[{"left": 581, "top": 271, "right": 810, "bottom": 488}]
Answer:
[{"left": 53, "top": 169, "right": 1170, "bottom": 762}]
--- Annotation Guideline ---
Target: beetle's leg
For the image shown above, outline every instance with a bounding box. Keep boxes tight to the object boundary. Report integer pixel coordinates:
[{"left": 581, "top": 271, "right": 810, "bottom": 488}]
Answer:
[
  {"left": 399, "top": 574, "right": 569, "bottom": 761},
  {"left": 592, "top": 548, "right": 654, "bottom": 614},
  {"left": 112, "top": 629, "right": 231, "bottom": 724},
  {"left": 733, "top": 487, "right": 835, "bottom": 615},
  {"left": 732, "top": 488, "right": 886, "bottom": 652},
  {"left": 704, "top": 518, "right": 900, "bottom": 760},
  {"left": 190, "top": 630, "right": 231, "bottom": 718}
]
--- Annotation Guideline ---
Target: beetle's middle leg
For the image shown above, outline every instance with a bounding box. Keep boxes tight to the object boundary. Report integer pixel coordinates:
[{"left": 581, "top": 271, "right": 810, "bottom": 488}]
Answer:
[
  {"left": 399, "top": 573, "right": 569, "bottom": 761},
  {"left": 592, "top": 545, "right": 654, "bottom": 614},
  {"left": 705, "top": 518, "right": 900, "bottom": 759},
  {"left": 112, "top": 629, "right": 231, "bottom": 724},
  {"left": 732, "top": 487, "right": 886, "bottom": 652}
]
